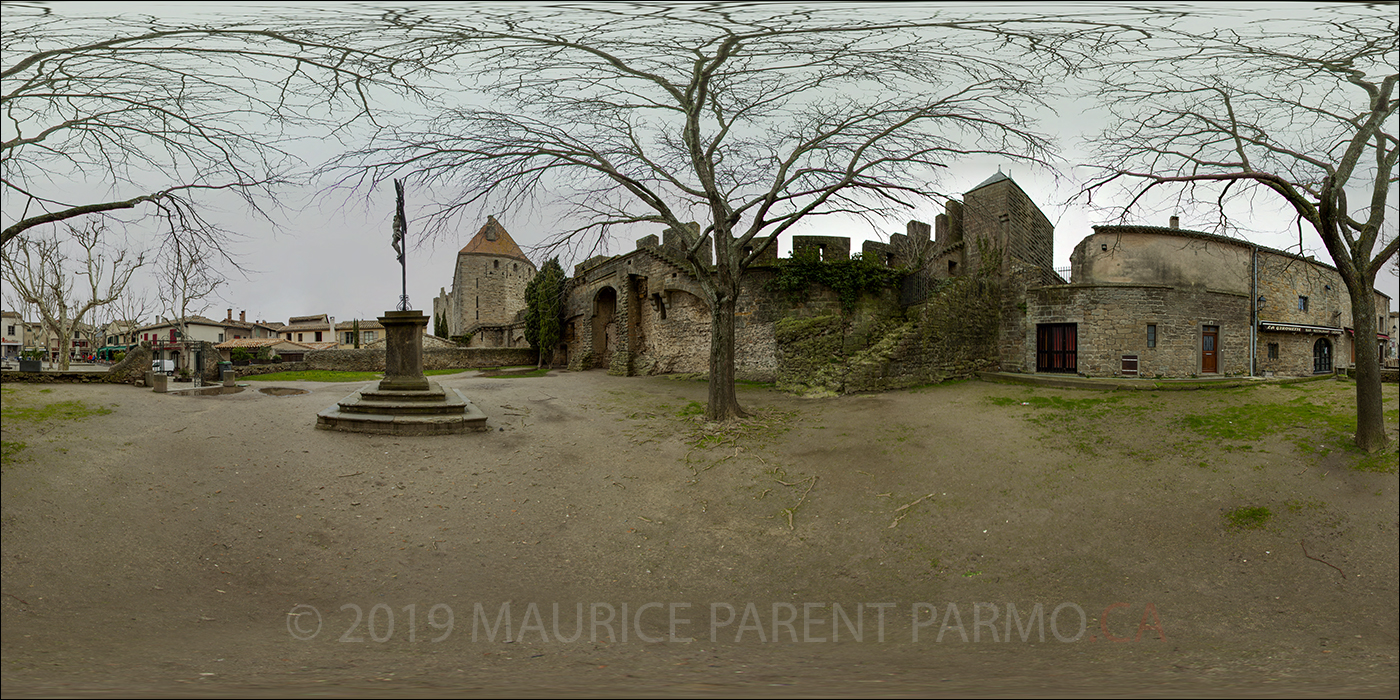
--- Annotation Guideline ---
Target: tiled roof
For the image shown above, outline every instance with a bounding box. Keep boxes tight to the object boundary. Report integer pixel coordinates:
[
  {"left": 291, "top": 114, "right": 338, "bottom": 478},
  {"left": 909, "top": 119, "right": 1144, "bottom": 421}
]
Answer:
[
  {"left": 136, "top": 315, "right": 224, "bottom": 332},
  {"left": 215, "top": 338, "right": 302, "bottom": 349},
  {"left": 281, "top": 322, "right": 335, "bottom": 332},
  {"left": 971, "top": 169, "right": 1011, "bottom": 191},
  {"left": 335, "top": 319, "right": 385, "bottom": 331},
  {"left": 458, "top": 216, "right": 531, "bottom": 263},
  {"left": 288, "top": 314, "right": 328, "bottom": 324}
]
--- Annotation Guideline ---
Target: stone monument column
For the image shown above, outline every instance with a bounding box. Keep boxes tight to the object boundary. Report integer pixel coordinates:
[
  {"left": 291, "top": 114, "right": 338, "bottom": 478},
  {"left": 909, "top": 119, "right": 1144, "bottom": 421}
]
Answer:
[{"left": 377, "top": 310, "right": 430, "bottom": 392}]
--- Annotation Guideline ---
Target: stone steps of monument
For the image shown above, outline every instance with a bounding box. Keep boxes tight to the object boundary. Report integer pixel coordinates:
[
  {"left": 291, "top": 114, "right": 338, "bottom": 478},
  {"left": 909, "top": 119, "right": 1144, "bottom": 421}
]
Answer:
[
  {"left": 337, "top": 390, "right": 473, "bottom": 416},
  {"left": 316, "top": 386, "right": 488, "bottom": 435},
  {"left": 315, "top": 407, "right": 489, "bottom": 435},
  {"left": 339, "top": 400, "right": 473, "bottom": 416},
  {"left": 359, "top": 386, "right": 450, "bottom": 402}
]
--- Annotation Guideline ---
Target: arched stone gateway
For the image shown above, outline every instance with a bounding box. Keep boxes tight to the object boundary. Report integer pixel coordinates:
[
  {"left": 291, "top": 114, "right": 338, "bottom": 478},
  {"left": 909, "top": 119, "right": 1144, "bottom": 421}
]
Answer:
[{"left": 592, "top": 286, "right": 618, "bottom": 369}]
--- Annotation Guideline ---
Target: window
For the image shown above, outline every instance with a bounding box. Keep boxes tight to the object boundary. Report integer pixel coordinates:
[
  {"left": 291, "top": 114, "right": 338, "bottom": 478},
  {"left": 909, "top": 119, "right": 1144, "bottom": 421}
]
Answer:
[
  {"left": 285, "top": 333, "right": 292, "bottom": 340},
  {"left": 297, "top": 333, "right": 304, "bottom": 342},
  {"left": 314, "top": 331, "right": 323, "bottom": 342},
  {"left": 1147, "top": 324, "right": 1157, "bottom": 348},
  {"left": 362, "top": 330, "right": 376, "bottom": 343},
  {"left": 6, "top": 325, "right": 14, "bottom": 336},
  {"left": 1268, "top": 343, "right": 1279, "bottom": 359},
  {"left": 1298, "top": 296, "right": 1309, "bottom": 312},
  {"left": 493, "top": 259, "right": 499, "bottom": 269},
  {"left": 218, "top": 333, "right": 225, "bottom": 342}
]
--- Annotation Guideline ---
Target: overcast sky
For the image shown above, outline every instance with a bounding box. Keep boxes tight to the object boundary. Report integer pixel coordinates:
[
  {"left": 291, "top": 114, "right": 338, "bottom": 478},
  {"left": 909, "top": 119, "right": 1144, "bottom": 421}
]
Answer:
[{"left": 4, "top": 2, "right": 1396, "bottom": 326}]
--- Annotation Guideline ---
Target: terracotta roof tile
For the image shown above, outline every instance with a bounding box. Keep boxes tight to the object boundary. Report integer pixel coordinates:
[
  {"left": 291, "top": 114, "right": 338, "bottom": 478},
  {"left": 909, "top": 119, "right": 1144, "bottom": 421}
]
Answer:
[{"left": 458, "top": 216, "right": 531, "bottom": 263}]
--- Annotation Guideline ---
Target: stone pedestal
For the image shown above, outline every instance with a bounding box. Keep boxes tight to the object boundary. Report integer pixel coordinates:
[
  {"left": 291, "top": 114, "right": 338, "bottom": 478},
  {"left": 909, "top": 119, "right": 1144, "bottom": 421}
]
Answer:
[
  {"left": 378, "top": 311, "right": 430, "bottom": 392},
  {"left": 152, "top": 374, "right": 168, "bottom": 393},
  {"left": 317, "top": 309, "right": 486, "bottom": 435},
  {"left": 222, "top": 370, "right": 236, "bottom": 387}
]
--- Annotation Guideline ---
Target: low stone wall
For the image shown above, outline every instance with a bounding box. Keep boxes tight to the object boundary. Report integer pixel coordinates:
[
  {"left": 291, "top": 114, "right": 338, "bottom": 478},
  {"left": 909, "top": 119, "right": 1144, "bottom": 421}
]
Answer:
[
  {"left": 304, "top": 347, "right": 537, "bottom": 372},
  {"left": 1346, "top": 366, "right": 1400, "bottom": 383},
  {"left": 234, "top": 362, "right": 309, "bottom": 377},
  {"left": 1, "top": 370, "right": 116, "bottom": 384}
]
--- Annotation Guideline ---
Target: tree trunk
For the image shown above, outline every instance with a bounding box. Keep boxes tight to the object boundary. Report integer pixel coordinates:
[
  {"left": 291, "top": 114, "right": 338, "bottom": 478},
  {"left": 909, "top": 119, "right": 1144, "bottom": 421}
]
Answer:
[
  {"left": 705, "top": 291, "right": 747, "bottom": 421},
  {"left": 1348, "top": 281, "right": 1388, "bottom": 453}
]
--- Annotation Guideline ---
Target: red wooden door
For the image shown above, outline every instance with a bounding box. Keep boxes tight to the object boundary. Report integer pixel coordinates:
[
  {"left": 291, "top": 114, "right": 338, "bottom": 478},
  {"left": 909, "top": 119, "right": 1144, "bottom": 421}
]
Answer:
[{"left": 1202, "top": 326, "right": 1219, "bottom": 373}]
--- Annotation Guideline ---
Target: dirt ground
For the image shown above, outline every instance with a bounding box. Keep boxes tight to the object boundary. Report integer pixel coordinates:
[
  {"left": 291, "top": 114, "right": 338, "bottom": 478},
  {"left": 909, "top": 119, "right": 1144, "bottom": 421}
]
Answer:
[{"left": 2, "top": 371, "right": 1397, "bottom": 697}]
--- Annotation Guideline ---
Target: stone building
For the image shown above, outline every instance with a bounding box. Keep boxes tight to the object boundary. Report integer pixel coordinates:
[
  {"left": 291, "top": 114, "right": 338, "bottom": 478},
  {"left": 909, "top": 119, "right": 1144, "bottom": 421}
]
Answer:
[
  {"left": 459, "top": 171, "right": 1388, "bottom": 387},
  {"left": 556, "top": 172, "right": 1057, "bottom": 385},
  {"left": 432, "top": 216, "right": 537, "bottom": 348},
  {"left": 1012, "top": 221, "right": 1393, "bottom": 378}
]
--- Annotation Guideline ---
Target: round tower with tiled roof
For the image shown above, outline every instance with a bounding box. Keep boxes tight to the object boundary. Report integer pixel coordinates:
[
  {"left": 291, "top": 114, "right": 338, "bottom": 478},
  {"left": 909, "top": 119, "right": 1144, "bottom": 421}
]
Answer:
[{"left": 433, "top": 216, "right": 537, "bottom": 338}]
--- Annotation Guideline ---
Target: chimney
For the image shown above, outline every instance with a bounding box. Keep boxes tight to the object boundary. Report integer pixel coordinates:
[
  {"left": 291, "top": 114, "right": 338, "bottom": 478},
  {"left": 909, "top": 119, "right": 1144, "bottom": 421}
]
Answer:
[
  {"left": 226, "top": 308, "right": 233, "bottom": 320},
  {"left": 239, "top": 311, "right": 246, "bottom": 323},
  {"left": 1169, "top": 216, "right": 1179, "bottom": 229}
]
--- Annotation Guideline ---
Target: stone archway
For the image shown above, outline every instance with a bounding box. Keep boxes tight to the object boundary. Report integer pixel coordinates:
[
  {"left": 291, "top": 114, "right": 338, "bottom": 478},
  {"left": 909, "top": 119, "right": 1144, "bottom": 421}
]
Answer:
[{"left": 592, "top": 286, "right": 618, "bottom": 369}]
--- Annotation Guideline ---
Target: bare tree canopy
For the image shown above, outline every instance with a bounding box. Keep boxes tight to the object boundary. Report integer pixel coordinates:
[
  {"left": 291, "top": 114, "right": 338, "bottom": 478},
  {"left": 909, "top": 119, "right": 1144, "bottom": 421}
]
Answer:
[
  {"left": 0, "top": 219, "right": 146, "bottom": 370},
  {"left": 1, "top": 3, "right": 424, "bottom": 251},
  {"left": 1082, "top": 6, "right": 1398, "bottom": 451},
  {"left": 333, "top": 3, "right": 1117, "bottom": 420}
]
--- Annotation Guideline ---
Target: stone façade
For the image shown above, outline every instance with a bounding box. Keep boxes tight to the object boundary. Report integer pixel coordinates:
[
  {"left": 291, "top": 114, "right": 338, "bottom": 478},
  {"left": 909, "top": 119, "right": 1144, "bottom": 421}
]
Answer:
[{"left": 432, "top": 216, "right": 537, "bottom": 348}]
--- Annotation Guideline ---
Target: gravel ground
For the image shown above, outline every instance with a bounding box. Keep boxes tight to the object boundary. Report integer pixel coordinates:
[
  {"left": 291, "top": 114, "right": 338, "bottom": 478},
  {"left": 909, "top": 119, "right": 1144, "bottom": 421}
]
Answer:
[{"left": 2, "top": 372, "right": 1397, "bottom": 697}]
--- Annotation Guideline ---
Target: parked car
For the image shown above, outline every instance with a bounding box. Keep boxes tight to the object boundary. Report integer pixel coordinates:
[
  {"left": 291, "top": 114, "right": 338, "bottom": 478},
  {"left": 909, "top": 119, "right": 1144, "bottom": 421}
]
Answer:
[{"left": 151, "top": 359, "right": 175, "bottom": 375}]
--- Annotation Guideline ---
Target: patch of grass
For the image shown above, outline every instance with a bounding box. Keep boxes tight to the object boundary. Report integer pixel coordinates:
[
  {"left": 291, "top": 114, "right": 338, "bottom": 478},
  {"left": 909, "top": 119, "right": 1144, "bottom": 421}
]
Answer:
[
  {"left": 989, "top": 395, "right": 1123, "bottom": 411},
  {"left": 1, "top": 440, "right": 28, "bottom": 465},
  {"left": 1352, "top": 448, "right": 1399, "bottom": 474},
  {"left": 676, "top": 401, "right": 705, "bottom": 417},
  {"left": 1223, "top": 506, "right": 1272, "bottom": 530},
  {"left": 424, "top": 368, "right": 471, "bottom": 377},
  {"left": 1, "top": 399, "right": 112, "bottom": 423},
  {"left": 1284, "top": 498, "right": 1326, "bottom": 513},
  {"left": 1182, "top": 397, "right": 1353, "bottom": 441},
  {"left": 479, "top": 367, "right": 550, "bottom": 378},
  {"left": 243, "top": 370, "right": 381, "bottom": 382}
]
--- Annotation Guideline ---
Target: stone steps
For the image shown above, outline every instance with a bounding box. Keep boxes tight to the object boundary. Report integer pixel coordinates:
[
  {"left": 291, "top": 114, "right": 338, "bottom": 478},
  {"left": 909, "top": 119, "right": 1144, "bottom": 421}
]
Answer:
[{"left": 316, "top": 383, "right": 489, "bottom": 435}]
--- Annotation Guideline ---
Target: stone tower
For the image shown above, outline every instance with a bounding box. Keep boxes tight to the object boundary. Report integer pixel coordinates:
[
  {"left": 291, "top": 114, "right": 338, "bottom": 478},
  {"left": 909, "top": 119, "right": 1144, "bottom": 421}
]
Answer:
[{"left": 432, "top": 216, "right": 537, "bottom": 338}]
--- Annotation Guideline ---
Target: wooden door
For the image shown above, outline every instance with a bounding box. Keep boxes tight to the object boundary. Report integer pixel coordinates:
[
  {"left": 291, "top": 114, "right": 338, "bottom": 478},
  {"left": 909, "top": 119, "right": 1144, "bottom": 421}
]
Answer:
[
  {"left": 1036, "top": 323, "right": 1077, "bottom": 373},
  {"left": 1201, "top": 326, "right": 1218, "bottom": 373}
]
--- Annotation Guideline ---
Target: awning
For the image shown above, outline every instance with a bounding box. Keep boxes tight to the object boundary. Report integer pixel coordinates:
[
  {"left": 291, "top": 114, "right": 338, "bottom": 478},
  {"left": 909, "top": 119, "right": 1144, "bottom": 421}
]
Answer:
[
  {"left": 1344, "top": 328, "right": 1390, "bottom": 340},
  {"left": 1258, "top": 321, "right": 1343, "bottom": 335}
]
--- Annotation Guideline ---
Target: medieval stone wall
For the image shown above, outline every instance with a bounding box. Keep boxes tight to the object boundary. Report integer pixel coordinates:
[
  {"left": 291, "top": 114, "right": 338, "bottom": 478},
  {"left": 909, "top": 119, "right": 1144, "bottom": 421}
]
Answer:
[
  {"left": 450, "top": 254, "right": 534, "bottom": 332},
  {"left": 962, "top": 177, "right": 1053, "bottom": 277},
  {"left": 1022, "top": 284, "right": 1251, "bottom": 377},
  {"left": 304, "top": 347, "right": 537, "bottom": 372},
  {"left": 773, "top": 278, "right": 1001, "bottom": 395}
]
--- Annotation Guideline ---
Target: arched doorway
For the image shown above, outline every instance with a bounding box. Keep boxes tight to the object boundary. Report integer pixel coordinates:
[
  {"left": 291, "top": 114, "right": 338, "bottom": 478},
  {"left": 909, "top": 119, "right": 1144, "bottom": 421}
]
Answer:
[
  {"left": 591, "top": 287, "right": 617, "bottom": 369},
  {"left": 1313, "top": 337, "right": 1332, "bottom": 374}
]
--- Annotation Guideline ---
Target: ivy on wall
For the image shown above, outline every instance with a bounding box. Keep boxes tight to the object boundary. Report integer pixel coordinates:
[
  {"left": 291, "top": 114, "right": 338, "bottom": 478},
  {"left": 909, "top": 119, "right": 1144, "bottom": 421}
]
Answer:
[{"left": 766, "top": 250, "right": 905, "bottom": 313}]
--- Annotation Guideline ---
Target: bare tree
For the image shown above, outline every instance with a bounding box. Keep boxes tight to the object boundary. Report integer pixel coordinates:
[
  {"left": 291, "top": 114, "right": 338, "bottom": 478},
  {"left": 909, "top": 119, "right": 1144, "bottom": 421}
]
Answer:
[
  {"left": 88, "top": 284, "right": 155, "bottom": 360},
  {"left": 1, "top": 4, "right": 424, "bottom": 252},
  {"left": 158, "top": 238, "right": 224, "bottom": 359},
  {"left": 333, "top": 4, "right": 1104, "bottom": 421},
  {"left": 0, "top": 219, "right": 147, "bottom": 370},
  {"left": 1082, "top": 7, "right": 1397, "bottom": 452}
]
